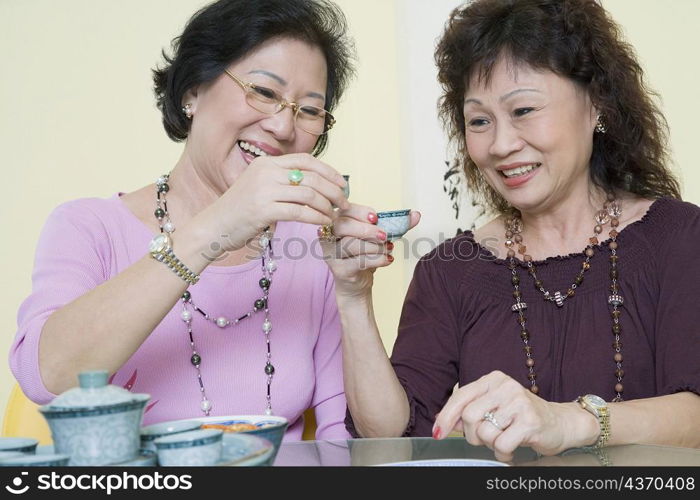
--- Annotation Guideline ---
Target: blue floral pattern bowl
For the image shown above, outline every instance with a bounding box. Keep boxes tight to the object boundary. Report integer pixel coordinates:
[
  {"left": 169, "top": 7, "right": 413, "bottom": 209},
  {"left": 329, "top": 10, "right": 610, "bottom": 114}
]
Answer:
[{"left": 165, "top": 414, "right": 289, "bottom": 465}]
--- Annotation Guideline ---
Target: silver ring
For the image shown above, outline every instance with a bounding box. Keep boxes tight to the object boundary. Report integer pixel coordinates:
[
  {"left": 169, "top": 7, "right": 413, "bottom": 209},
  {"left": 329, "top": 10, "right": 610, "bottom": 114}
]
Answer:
[{"left": 482, "top": 411, "right": 502, "bottom": 430}]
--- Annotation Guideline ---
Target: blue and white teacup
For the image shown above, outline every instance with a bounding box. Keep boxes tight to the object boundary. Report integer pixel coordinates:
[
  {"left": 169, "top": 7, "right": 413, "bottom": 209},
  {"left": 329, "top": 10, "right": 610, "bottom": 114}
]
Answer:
[
  {"left": 376, "top": 209, "right": 411, "bottom": 240},
  {"left": 154, "top": 429, "right": 223, "bottom": 466},
  {"left": 140, "top": 420, "right": 203, "bottom": 452}
]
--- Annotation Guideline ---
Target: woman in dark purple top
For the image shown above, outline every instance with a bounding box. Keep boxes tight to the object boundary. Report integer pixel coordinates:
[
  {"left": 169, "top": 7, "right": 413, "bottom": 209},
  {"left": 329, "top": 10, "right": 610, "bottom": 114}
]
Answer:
[{"left": 322, "top": 0, "right": 700, "bottom": 462}]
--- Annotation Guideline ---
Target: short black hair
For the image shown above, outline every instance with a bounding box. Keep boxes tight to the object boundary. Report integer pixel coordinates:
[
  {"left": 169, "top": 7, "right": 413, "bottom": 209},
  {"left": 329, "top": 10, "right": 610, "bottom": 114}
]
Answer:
[
  {"left": 153, "top": 0, "right": 355, "bottom": 156},
  {"left": 435, "top": 0, "right": 680, "bottom": 214}
]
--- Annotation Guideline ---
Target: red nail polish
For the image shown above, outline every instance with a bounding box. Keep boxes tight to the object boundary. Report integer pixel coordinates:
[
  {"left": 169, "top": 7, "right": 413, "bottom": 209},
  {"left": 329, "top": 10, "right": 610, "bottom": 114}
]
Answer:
[
  {"left": 387, "top": 255, "right": 394, "bottom": 263},
  {"left": 377, "top": 231, "right": 387, "bottom": 241},
  {"left": 432, "top": 426, "right": 442, "bottom": 440},
  {"left": 368, "top": 213, "right": 378, "bottom": 224},
  {"left": 386, "top": 241, "right": 394, "bottom": 251}
]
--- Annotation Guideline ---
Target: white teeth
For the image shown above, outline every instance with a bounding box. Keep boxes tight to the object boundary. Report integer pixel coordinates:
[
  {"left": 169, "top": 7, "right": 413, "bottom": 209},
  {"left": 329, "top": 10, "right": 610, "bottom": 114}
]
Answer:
[
  {"left": 238, "top": 140, "right": 268, "bottom": 157},
  {"left": 502, "top": 163, "right": 540, "bottom": 178}
]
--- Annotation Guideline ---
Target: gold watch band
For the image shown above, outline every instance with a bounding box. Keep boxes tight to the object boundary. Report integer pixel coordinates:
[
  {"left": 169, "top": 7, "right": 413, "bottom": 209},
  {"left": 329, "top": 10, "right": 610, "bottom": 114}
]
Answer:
[
  {"left": 594, "top": 405, "right": 610, "bottom": 448},
  {"left": 156, "top": 249, "right": 200, "bottom": 285}
]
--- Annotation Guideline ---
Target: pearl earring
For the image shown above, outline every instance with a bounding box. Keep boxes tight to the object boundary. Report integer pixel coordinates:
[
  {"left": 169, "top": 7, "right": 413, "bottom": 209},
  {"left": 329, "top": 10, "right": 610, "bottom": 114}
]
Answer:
[{"left": 182, "top": 103, "right": 193, "bottom": 119}]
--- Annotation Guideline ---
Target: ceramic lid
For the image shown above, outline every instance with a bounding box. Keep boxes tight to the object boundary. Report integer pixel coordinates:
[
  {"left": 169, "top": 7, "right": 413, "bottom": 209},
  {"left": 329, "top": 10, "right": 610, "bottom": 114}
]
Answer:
[{"left": 46, "top": 370, "right": 139, "bottom": 409}]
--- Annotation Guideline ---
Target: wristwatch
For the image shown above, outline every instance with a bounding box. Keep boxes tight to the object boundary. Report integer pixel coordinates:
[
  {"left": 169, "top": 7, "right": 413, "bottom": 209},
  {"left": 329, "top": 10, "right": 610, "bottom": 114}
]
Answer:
[
  {"left": 575, "top": 394, "right": 610, "bottom": 448},
  {"left": 149, "top": 233, "right": 200, "bottom": 285}
]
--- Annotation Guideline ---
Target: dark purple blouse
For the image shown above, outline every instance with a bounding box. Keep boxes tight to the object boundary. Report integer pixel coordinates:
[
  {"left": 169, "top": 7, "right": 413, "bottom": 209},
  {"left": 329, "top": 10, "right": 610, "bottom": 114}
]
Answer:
[{"left": 346, "top": 197, "right": 700, "bottom": 437}]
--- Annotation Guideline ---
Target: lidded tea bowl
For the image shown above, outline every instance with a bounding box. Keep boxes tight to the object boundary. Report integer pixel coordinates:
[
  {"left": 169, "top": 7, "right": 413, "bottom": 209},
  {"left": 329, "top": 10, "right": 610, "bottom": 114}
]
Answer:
[{"left": 39, "top": 370, "right": 150, "bottom": 465}]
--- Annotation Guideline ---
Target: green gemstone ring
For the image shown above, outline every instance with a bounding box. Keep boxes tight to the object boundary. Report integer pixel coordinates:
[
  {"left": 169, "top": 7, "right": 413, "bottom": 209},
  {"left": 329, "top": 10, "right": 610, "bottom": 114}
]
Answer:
[{"left": 288, "top": 169, "right": 304, "bottom": 186}]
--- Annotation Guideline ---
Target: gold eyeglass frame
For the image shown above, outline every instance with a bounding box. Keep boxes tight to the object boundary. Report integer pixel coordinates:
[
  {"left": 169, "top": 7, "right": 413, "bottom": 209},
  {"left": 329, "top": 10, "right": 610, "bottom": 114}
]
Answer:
[{"left": 224, "top": 69, "right": 335, "bottom": 135}]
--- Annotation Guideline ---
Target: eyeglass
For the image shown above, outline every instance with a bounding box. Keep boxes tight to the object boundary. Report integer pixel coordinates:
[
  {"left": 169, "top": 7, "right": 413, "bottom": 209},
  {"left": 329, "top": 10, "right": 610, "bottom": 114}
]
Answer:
[{"left": 224, "top": 70, "right": 335, "bottom": 136}]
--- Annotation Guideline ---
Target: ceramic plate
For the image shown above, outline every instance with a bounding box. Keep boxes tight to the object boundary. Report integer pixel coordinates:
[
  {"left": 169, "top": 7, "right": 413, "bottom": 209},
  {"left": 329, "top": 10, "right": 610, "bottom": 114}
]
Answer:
[{"left": 376, "top": 458, "right": 509, "bottom": 467}]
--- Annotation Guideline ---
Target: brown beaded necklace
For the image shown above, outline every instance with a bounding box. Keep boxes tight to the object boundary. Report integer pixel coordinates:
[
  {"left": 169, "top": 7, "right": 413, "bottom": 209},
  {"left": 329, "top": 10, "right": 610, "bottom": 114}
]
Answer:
[{"left": 504, "top": 194, "right": 625, "bottom": 402}]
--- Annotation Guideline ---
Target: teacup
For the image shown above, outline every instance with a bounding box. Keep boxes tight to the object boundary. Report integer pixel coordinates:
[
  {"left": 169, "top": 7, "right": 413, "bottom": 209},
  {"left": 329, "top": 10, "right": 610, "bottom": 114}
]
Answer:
[
  {"left": 0, "top": 437, "right": 38, "bottom": 454},
  {"left": 376, "top": 209, "right": 411, "bottom": 240},
  {"left": 154, "top": 429, "right": 223, "bottom": 466},
  {"left": 140, "top": 420, "right": 203, "bottom": 452}
]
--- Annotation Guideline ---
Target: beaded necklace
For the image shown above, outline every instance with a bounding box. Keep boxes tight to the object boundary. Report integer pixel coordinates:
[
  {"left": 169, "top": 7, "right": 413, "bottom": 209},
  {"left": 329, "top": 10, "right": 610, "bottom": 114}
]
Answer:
[
  {"left": 505, "top": 194, "right": 625, "bottom": 402},
  {"left": 155, "top": 174, "right": 278, "bottom": 416}
]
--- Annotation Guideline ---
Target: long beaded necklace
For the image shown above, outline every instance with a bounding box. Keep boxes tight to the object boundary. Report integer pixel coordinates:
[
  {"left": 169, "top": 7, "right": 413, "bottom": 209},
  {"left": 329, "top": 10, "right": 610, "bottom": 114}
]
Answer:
[
  {"left": 155, "top": 174, "right": 278, "bottom": 416},
  {"left": 505, "top": 194, "right": 625, "bottom": 402}
]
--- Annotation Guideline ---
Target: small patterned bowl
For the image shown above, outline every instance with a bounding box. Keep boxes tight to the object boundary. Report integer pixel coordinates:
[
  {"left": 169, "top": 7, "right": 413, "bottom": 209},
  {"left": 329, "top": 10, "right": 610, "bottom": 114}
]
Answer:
[
  {"left": 140, "top": 420, "right": 203, "bottom": 452},
  {"left": 376, "top": 209, "right": 411, "bottom": 240},
  {"left": 0, "top": 437, "right": 38, "bottom": 454},
  {"left": 154, "top": 429, "right": 223, "bottom": 466}
]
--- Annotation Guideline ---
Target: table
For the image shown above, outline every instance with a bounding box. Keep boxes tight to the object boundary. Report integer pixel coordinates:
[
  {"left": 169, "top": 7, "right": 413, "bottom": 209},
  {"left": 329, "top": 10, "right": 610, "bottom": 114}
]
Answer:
[{"left": 273, "top": 437, "right": 700, "bottom": 466}]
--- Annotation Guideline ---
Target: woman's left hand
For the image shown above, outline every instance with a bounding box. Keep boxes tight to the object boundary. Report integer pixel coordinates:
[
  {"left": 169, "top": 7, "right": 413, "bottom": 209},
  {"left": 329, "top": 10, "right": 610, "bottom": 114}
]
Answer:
[{"left": 432, "top": 370, "right": 598, "bottom": 462}]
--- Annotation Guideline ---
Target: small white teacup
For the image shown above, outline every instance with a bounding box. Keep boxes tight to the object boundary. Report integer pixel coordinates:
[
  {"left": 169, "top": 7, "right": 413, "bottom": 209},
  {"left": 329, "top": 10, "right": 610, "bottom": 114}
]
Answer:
[{"left": 154, "top": 429, "right": 223, "bottom": 466}]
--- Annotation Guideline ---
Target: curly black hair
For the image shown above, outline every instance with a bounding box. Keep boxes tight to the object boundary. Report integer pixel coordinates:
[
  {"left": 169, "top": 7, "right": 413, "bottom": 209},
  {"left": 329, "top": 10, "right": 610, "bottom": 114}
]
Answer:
[
  {"left": 153, "top": 0, "right": 355, "bottom": 156},
  {"left": 435, "top": 0, "right": 681, "bottom": 214}
]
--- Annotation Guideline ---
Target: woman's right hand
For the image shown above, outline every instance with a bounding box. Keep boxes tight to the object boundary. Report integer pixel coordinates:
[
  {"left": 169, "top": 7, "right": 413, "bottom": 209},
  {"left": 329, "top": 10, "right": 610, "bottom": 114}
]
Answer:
[
  {"left": 195, "top": 153, "right": 350, "bottom": 256},
  {"left": 321, "top": 205, "right": 421, "bottom": 299}
]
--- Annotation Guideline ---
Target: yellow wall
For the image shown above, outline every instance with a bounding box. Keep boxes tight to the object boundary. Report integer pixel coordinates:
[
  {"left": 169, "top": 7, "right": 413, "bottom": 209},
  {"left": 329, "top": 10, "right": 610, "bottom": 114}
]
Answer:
[{"left": 1, "top": 0, "right": 699, "bottom": 419}]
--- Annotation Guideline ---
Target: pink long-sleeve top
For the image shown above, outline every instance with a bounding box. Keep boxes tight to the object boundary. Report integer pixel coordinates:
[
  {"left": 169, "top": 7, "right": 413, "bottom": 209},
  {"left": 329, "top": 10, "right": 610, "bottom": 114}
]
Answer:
[{"left": 11, "top": 194, "right": 351, "bottom": 441}]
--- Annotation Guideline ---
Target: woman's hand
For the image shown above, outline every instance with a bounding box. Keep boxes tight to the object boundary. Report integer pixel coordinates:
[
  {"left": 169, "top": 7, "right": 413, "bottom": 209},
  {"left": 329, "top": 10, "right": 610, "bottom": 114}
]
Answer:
[
  {"left": 321, "top": 204, "right": 420, "bottom": 299},
  {"left": 433, "top": 370, "right": 599, "bottom": 462},
  {"left": 196, "top": 153, "right": 350, "bottom": 256}
]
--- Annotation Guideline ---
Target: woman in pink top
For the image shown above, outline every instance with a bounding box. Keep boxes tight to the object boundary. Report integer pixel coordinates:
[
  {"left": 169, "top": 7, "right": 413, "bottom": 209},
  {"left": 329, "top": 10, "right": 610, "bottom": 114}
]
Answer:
[{"left": 11, "top": 0, "right": 361, "bottom": 441}]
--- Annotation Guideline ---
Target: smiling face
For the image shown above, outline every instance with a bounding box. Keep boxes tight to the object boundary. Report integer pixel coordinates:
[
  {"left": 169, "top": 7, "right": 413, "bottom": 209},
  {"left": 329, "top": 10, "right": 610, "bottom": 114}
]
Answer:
[
  {"left": 463, "top": 56, "right": 598, "bottom": 214},
  {"left": 183, "top": 37, "right": 327, "bottom": 192}
]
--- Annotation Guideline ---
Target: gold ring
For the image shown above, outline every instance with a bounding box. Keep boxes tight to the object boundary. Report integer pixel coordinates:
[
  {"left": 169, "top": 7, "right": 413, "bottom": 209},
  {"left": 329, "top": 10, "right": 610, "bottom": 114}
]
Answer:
[
  {"left": 288, "top": 169, "right": 304, "bottom": 186},
  {"left": 317, "top": 224, "right": 337, "bottom": 242}
]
